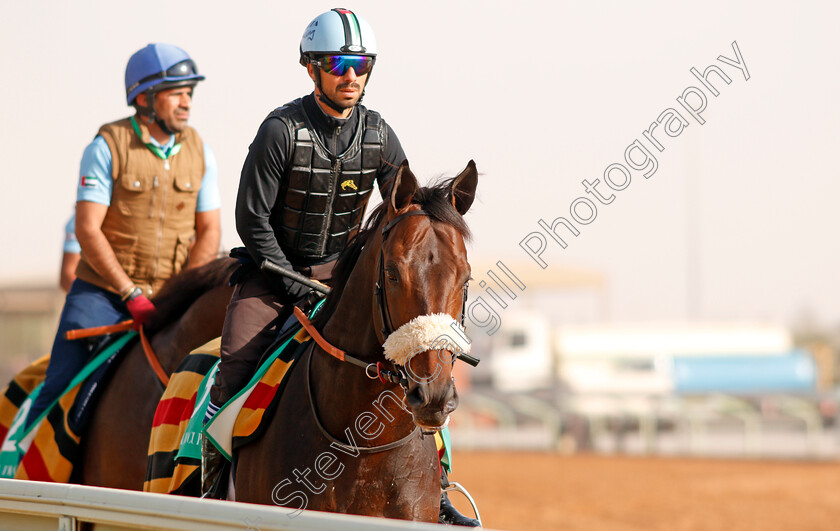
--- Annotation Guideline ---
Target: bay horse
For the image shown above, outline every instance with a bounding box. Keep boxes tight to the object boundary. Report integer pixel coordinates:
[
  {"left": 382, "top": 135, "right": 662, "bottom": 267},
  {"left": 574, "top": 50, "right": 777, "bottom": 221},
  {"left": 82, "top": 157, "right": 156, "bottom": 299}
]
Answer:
[
  {"left": 234, "top": 160, "right": 477, "bottom": 522},
  {"left": 73, "top": 257, "right": 236, "bottom": 489}
]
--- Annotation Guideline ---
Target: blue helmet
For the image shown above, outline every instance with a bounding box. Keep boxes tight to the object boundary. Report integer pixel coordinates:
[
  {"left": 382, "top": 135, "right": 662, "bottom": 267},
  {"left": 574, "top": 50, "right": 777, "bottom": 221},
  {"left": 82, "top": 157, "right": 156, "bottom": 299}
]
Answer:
[
  {"left": 299, "top": 8, "right": 377, "bottom": 66},
  {"left": 124, "top": 43, "right": 205, "bottom": 106}
]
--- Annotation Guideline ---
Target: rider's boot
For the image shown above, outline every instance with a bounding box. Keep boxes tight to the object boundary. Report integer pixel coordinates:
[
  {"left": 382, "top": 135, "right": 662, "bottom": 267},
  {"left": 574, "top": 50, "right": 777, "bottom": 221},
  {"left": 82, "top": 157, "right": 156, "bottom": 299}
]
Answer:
[
  {"left": 201, "top": 397, "right": 229, "bottom": 499},
  {"left": 438, "top": 467, "right": 480, "bottom": 527},
  {"left": 200, "top": 434, "right": 230, "bottom": 499}
]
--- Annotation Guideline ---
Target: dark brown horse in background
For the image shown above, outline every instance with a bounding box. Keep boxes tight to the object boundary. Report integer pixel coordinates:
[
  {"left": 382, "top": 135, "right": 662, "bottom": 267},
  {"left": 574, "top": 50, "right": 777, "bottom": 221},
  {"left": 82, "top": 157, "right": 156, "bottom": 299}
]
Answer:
[
  {"left": 74, "top": 257, "right": 236, "bottom": 489},
  {"left": 234, "top": 161, "right": 477, "bottom": 522}
]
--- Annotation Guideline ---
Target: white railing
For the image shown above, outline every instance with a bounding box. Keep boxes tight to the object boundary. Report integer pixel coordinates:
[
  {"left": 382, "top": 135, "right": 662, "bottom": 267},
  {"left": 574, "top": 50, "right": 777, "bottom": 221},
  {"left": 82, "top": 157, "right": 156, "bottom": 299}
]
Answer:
[{"left": 0, "top": 479, "right": 459, "bottom": 531}]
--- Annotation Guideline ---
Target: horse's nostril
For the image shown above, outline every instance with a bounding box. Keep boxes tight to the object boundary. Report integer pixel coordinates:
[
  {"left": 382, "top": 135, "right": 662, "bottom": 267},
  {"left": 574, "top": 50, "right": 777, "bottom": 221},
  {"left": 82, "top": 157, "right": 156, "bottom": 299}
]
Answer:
[
  {"left": 444, "top": 396, "right": 459, "bottom": 415},
  {"left": 404, "top": 385, "right": 428, "bottom": 408}
]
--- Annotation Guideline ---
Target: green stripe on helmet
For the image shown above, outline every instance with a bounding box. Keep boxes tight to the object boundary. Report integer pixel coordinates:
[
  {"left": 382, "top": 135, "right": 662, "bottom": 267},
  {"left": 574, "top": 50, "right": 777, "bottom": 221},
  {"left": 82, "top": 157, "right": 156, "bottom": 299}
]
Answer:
[{"left": 347, "top": 12, "right": 362, "bottom": 46}]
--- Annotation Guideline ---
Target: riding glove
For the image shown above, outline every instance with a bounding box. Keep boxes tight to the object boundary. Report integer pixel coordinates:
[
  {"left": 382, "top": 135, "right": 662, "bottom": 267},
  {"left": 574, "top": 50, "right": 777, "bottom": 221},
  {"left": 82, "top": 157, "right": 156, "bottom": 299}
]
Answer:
[
  {"left": 267, "top": 274, "right": 310, "bottom": 304},
  {"left": 125, "top": 291, "right": 156, "bottom": 329}
]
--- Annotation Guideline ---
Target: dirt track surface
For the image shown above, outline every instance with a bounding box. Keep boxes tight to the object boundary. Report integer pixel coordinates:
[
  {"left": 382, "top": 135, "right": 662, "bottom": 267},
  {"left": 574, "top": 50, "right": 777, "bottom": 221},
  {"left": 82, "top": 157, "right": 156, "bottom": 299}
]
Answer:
[{"left": 447, "top": 452, "right": 840, "bottom": 531}]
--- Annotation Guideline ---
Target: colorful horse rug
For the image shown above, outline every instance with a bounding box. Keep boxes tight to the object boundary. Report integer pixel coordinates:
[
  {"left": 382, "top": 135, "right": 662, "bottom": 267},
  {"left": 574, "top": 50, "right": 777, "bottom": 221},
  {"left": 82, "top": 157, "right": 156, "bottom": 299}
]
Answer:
[
  {"left": 144, "top": 323, "right": 313, "bottom": 495},
  {"left": 0, "top": 332, "right": 135, "bottom": 481}
]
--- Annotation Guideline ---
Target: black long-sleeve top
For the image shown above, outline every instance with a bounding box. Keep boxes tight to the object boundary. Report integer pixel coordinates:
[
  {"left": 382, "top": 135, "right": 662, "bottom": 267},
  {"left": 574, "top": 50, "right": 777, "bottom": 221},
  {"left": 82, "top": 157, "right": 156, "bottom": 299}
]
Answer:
[{"left": 235, "top": 93, "right": 406, "bottom": 269}]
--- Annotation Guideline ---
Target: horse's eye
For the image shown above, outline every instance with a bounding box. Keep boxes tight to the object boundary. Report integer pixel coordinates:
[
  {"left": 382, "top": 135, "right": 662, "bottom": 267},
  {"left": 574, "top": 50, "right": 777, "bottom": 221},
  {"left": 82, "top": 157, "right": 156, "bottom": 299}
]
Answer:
[{"left": 386, "top": 268, "right": 398, "bottom": 282}]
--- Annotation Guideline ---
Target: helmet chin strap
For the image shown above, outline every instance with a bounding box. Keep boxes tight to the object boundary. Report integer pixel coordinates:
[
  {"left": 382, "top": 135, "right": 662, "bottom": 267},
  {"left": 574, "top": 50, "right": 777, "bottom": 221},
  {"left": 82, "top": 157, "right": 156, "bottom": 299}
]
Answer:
[
  {"left": 313, "top": 68, "right": 348, "bottom": 114},
  {"left": 137, "top": 91, "right": 174, "bottom": 136},
  {"left": 154, "top": 116, "right": 175, "bottom": 136},
  {"left": 316, "top": 92, "right": 349, "bottom": 115}
]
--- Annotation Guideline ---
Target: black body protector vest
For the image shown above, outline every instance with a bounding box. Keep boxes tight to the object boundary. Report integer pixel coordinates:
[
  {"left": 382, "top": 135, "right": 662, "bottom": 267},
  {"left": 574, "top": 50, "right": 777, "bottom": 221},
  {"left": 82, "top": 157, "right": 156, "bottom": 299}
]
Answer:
[{"left": 269, "top": 99, "right": 386, "bottom": 261}]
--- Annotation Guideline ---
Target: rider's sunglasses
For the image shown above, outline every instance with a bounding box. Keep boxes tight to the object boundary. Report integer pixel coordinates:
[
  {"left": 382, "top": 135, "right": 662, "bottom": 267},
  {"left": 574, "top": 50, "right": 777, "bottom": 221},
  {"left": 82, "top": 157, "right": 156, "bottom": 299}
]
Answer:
[{"left": 313, "top": 55, "right": 375, "bottom": 77}]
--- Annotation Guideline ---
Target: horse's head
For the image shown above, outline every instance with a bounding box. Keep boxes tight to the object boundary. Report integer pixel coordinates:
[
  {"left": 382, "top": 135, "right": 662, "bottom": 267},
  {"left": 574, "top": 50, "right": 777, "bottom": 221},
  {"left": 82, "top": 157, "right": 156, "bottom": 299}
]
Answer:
[{"left": 376, "top": 160, "right": 478, "bottom": 430}]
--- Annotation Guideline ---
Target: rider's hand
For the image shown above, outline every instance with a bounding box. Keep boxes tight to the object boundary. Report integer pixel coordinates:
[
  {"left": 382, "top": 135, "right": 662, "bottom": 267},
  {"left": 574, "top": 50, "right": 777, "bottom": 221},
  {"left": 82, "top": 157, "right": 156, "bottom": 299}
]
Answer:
[
  {"left": 125, "top": 289, "right": 156, "bottom": 329},
  {"left": 310, "top": 279, "right": 329, "bottom": 291},
  {"left": 267, "top": 275, "right": 310, "bottom": 304}
]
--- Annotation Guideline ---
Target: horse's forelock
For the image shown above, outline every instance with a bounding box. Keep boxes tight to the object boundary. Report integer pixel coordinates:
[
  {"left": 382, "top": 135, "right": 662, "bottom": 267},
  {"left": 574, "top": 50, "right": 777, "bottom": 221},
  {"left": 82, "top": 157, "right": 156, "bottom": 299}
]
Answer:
[{"left": 411, "top": 177, "right": 471, "bottom": 241}]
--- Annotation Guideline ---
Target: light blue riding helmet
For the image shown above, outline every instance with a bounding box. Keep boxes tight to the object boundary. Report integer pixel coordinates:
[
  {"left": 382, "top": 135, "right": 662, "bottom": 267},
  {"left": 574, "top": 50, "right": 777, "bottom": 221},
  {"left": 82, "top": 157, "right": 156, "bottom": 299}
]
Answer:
[
  {"left": 299, "top": 8, "right": 378, "bottom": 65},
  {"left": 125, "top": 43, "right": 205, "bottom": 106}
]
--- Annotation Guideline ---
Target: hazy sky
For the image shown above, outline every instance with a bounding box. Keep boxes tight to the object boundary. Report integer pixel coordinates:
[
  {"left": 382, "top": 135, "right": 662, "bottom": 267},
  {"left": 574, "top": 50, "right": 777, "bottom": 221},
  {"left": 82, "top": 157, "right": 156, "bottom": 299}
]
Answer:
[{"left": 2, "top": 1, "right": 838, "bottom": 327}]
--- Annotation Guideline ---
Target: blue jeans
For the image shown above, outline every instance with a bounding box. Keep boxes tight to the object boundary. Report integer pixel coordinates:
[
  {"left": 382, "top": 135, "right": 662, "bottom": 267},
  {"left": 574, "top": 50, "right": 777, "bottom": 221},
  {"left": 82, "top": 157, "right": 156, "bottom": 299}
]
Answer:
[{"left": 24, "top": 279, "right": 130, "bottom": 429}]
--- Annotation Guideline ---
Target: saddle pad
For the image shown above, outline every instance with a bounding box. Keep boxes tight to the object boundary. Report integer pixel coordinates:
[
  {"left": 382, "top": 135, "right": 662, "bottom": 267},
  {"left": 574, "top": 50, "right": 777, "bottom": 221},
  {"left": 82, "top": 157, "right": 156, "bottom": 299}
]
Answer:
[
  {"left": 0, "top": 355, "right": 49, "bottom": 477},
  {"left": 0, "top": 332, "right": 135, "bottom": 481},
  {"left": 144, "top": 326, "right": 312, "bottom": 495},
  {"left": 205, "top": 327, "right": 312, "bottom": 460},
  {"left": 144, "top": 338, "right": 220, "bottom": 495}
]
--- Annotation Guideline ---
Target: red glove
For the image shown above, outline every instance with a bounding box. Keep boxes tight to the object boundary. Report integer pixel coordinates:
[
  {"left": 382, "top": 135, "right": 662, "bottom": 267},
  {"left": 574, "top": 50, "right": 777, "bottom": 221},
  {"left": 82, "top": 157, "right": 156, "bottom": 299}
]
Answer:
[{"left": 125, "top": 292, "right": 156, "bottom": 330}]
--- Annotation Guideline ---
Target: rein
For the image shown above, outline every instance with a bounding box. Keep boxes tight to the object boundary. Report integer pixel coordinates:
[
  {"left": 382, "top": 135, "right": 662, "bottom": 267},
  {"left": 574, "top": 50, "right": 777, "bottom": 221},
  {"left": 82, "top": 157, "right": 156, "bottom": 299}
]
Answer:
[
  {"left": 65, "top": 321, "right": 170, "bottom": 387},
  {"left": 139, "top": 326, "right": 170, "bottom": 387},
  {"left": 294, "top": 306, "right": 407, "bottom": 387},
  {"left": 304, "top": 343, "right": 421, "bottom": 454}
]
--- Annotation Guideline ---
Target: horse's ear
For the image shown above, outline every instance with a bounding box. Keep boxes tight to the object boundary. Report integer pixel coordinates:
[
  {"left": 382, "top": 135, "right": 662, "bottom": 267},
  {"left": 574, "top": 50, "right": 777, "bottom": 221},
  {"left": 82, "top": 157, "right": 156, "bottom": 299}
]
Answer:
[
  {"left": 389, "top": 160, "right": 418, "bottom": 213},
  {"left": 451, "top": 160, "right": 478, "bottom": 215}
]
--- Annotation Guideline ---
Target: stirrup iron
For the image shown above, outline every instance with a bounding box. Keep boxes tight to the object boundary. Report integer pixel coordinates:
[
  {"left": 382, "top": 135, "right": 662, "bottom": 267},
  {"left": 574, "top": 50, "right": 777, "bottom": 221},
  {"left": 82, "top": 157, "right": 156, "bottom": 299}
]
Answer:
[{"left": 443, "top": 481, "right": 482, "bottom": 527}]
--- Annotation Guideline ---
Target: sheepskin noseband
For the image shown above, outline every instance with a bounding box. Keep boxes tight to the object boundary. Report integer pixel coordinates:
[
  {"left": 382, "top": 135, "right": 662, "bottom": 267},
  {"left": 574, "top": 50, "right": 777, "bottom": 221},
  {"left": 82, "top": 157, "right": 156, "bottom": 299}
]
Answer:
[{"left": 382, "top": 313, "right": 471, "bottom": 366}]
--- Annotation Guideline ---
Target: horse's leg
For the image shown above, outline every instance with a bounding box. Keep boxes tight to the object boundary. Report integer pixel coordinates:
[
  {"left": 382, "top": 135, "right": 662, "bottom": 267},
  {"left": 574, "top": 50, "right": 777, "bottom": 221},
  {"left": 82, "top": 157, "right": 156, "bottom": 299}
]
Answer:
[{"left": 76, "top": 344, "right": 160, "bottom": 489}]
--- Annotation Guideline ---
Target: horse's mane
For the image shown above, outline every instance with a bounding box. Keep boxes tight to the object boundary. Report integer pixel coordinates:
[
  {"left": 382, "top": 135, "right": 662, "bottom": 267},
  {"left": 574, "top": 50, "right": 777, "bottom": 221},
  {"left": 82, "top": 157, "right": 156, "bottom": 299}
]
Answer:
[
  {"left": 144, "top": 256, "right": 237, "bottom": 335},
  {"left": 311, "top": 177, "right": 471, "bottom": 329}
]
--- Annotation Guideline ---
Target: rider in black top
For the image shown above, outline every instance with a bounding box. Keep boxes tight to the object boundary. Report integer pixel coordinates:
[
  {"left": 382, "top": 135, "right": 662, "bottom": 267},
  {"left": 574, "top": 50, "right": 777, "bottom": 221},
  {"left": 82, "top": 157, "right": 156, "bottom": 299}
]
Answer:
[
  {"left": 213, "top": 10, "right": 406, "bottom": 411},
  {"left": 235, "top": 92, "right": 406, "bottom": 271}
]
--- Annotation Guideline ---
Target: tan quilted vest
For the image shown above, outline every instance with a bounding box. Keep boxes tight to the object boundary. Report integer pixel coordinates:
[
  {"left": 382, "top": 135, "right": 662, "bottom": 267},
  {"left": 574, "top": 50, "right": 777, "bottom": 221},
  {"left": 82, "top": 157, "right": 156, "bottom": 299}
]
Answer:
[{"left": 75, "top": 116, "right": 205, "bottom": 296}]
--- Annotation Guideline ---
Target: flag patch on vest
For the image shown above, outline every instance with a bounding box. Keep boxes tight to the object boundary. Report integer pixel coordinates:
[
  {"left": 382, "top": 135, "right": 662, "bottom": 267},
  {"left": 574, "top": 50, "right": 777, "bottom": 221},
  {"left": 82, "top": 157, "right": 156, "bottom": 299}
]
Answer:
[
  {"left": 80, "top": 175, "right": 99, "bottom": 188},
  {"left": 340, "top": 179, "right": 358, "bottom": 191}
]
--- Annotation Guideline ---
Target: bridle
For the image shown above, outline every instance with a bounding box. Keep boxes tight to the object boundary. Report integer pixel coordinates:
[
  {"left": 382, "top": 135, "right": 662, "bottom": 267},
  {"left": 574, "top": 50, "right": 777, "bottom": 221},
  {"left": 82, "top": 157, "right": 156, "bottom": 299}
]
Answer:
[
  {"left": 295, "top": 208, "right": 474, "bottom": 391},
  {"left": 375, "top": 210, "right": 435, "bottom": 340},
  {"left": 373, "top": 209, "right": 473, "bottom": 385},
  {"left": 375, "top": 209, "right": 469, "bottom": 337},
  {"left": 297, "top": 207, "right": 476, "bottom": 445}
]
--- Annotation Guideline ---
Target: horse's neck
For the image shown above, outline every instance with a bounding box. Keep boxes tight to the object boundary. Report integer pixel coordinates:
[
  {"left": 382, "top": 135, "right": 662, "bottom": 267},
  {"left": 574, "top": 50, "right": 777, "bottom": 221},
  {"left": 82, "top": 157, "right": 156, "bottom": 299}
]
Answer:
[
  {"left": 148, "top": 284, "right": 232, "bottom": 375},
  {"left": 321, "top": 241, "right": 381, "bottom": 356},
  {"left": 313, "top": 238, "right": 417, "bottom": 440},
  {"left": 310, "top": 346, "right": 417, "bottom": 444},
  {"left": 148, "top": 328, "right": 178, "bottom": 375}
]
